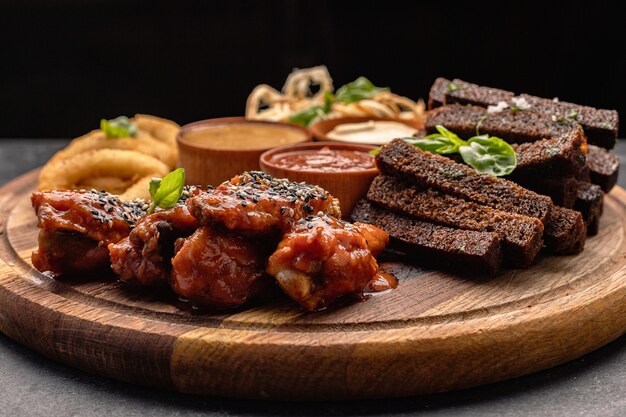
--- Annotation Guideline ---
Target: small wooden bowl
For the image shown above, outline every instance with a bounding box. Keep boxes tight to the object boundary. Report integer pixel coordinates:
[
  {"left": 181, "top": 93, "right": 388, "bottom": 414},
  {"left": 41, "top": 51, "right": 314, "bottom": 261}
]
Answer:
[
  {"left": 177, "top": 117, "right": 312, "bottom": 186},
  {"left": 310, "top": 116, "right": 422, "bottom": 144},
  {"left": 259, "top": 142, "right": 379, "bottom": 217}
]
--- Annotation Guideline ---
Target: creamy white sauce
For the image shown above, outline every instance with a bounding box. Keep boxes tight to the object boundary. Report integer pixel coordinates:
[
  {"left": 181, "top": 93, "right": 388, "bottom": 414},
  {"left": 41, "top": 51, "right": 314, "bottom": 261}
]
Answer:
[{"left": 326, "top": 120, "right": 417, "bottom": 145}]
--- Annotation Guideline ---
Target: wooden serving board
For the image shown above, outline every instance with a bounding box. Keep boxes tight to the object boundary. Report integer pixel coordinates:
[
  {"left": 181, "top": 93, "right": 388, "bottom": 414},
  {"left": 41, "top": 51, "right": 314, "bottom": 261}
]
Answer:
[{"left": 1, "top": 170, "right": 625, "bottom": 400}]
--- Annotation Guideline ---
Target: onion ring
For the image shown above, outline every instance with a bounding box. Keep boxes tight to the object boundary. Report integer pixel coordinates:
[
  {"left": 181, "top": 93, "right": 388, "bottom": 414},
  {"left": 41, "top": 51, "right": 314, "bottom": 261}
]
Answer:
[
  {"left": 38, "top": 149, "right": 169, "bottom": 192},
  {"left": 49, "top": 129, "right": 177, "bottom": 169},
  {"left": 77, "top": 176, "right": 134, "bottom": 194},
  {"left": 118, "top": 174, "right": 156, "bottom": 201},
  {"left": 133, "top": 114, "right": 179, "bottom": 146}
]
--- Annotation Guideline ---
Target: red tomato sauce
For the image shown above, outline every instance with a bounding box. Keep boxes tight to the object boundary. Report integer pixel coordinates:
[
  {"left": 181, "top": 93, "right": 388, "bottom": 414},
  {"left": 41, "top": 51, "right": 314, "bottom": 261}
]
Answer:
[{"left": 270, "top": 147, "right": 375, "bottom": 172}]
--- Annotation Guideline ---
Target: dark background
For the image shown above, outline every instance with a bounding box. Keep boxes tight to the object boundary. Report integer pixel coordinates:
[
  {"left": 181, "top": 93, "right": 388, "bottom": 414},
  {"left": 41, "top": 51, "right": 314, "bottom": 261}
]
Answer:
[{"left": 1, "top": 0, "right": 624, "bottom": 138}]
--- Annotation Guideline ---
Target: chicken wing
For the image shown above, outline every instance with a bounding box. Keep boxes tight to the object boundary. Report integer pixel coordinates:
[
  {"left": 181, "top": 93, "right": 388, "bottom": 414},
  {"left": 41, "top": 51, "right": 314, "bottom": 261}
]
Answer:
[
  {"left": 171, "top": 226, "right": 275, "bottom": 309},
  {"left": 266, "top": 214, "right": 387, "bottom": 311},
  {"left": 109, "top": 205, "right": 199, "bottom": 286},
  {"left": 187, "top": 171, "right": 341, "bottom": 233},
  {"left": 31, "top": 189, "right": 147, "bottom": 276}
]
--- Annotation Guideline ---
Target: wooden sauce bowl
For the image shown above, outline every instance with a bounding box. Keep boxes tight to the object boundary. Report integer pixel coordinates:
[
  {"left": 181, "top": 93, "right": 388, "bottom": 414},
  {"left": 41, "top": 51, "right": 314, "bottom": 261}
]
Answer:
[
  {"left": 259, "top": 142, "right": 379, "bottom": 217},
  {"left": 177, "top": 117, "right": 312, "bottom": 186}
]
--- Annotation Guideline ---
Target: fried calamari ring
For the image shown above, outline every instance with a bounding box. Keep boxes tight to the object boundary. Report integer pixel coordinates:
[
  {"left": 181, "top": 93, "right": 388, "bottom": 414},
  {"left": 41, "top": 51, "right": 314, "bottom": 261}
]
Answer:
[
  {"left": 38, "top": 149, "right": 169, "bottom": 192},
  {"left": 48, "top": 129, "right": 177, "bottom": 169}
]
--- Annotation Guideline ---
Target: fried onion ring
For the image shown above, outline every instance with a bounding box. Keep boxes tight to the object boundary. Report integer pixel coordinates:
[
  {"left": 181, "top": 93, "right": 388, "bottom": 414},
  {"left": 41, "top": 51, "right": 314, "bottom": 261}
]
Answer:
[
  {"left": 38, "top": 149, "right": 169, "bottom": 192},
  {"left": 246, "top": 66, "right": 425, "bottom": 125},
  {"left": 48, "top": 129, "right": 177, "bottom": 169},
  {"left": 118, "top": 174, "right": 157, "bottom": 201},
  {"left": 134, "top": 114, "right": 179, "bottom": 146},
  {"left": 77, "top": 176, "right": 134, "bottom": 194},
  {"left": 37, "top": 114, "right": 180, "bottom": 201}
]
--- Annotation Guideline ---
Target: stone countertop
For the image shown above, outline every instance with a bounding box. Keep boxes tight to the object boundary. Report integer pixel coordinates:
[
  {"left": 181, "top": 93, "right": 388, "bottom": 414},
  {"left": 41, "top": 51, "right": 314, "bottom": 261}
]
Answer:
[{"left": 0, "top": 139, "right": 625, "bottom": 417}]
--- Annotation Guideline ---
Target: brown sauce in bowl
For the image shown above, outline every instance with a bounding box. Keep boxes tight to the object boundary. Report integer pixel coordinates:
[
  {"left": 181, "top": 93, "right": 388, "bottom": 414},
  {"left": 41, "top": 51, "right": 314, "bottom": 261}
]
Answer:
[
  {"left": 270, "top": 146, "right": 375, "bottom": 172},
  {"left": 182, "top": 123, "right": 306, "bottom": 150}
]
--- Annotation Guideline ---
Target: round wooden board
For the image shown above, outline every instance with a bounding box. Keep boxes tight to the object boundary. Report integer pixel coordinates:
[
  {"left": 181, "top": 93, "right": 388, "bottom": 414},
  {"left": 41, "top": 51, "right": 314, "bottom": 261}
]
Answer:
[{"left": 1, "top": 170, "right": 625, "bottom": 400}]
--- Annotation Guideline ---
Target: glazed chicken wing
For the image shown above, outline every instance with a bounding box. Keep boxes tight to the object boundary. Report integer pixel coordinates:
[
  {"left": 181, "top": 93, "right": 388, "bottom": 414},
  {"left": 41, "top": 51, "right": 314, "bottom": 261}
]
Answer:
[
  {"left": 266, "top": 214, "right": 388, "bottom": 311},
  {"left": 31, "top": 190, "right": 147, "bottom": 276},
  {"left": 109, "top": 205, "right": 199, "bottom": 286},
  {"left": 187, "top": 171, "right": 341, "bottom": 234},
  {"left": 171, "top": 226, "right": 275, "bottom": 309},
  {"left": 32, "top": 187, "right": 203, "bottom": 278},
  {"left": 353, "top": 222, "right": 390, "bottom": 257},
  {"left": 33, "top": 230, "right": 111, "bottom": 275}
]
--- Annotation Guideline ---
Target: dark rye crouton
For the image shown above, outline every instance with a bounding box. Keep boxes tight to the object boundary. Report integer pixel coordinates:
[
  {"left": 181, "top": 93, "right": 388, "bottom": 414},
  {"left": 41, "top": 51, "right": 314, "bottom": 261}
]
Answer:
[
  {"left": 376, "top": 139, "right": 553, "bottom": 224},
  {"left": 586, "top": 144, "right": 620, "bottom": 192},
  {"left": 444, "top": 78, "right": 515, "bottom": 108},
  {"left": 426, "top": 104, "right": 581, "bottom": 145},
  {"left": 428, "top": 77, "right": 450, "bottom": 109},
  {"left": 574, "top": 182, "right": 604, "bottom": 236},
  {"left": 518, "top": 94, "right": 619, "bottom": 149},
  {"left": 577, "top": 164, "right": 591, "bottom": 182},
  {"left": 543, "top": 206, "right": 586, "bottom": 254},
  {"left": 412, "top": 128, "right": 584, "bottom": 203},
  {"left": 428, "top": 77, "right": 618, "bottom": 148},
  {"left": 366, "top": 176, "right": 544, "bottom": 267},
  {"left": 509, "top": 129, "right": 587, "bottom": 182},
  {"left": 351, "top": 199, "right": 503, "bottom": 276},
  {"left": 520, "top": 177, "right": 579, "bottom": 209}
]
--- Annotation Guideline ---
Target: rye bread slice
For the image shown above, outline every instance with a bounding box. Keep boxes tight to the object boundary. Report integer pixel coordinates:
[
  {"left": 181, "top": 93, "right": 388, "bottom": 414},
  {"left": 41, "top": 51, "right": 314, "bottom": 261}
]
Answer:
[
  {"left": 518, "top": 94, "right": 618, "bottom": 149},
  {"left": 510, "top": 129, "right": 586, "bottom": 182},
  {"left": 518, "top": 177, "right": 579, "bottom": 209},
  {"left": 426, "top": 104, "right": 581, "bottom": 145},
  {"left": 429, "top": 76, "right": 618, "bottom": 148},
  {"left": 543, "top": 206, "right": 587, "bottom": 254},
  {"left": 444, "top": 78, "right": 515, "bottom": 108},
  {"left": 376, "top": 139, "right": 553, "bottom": 224},
  {"left": 574, "top": 182, "right": 604, "bottom": 236},
  {"left": 428, "top": 77, "right": 450, "bottom": 110},
  {"left": 351, "top": 199, "right": 503, "bottom": 276},
  {"left": 366, "top": 175, "right": 543, "bottom": 267},
  {"left": 586, "top": 144, "right": 620, "bottom": 192}
]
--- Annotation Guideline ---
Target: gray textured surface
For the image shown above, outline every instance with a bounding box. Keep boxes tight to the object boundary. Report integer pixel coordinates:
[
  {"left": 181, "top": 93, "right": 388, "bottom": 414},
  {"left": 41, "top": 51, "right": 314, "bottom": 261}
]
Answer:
[{"left": 0, "top": 139, "right": 625, "bottom": 417}]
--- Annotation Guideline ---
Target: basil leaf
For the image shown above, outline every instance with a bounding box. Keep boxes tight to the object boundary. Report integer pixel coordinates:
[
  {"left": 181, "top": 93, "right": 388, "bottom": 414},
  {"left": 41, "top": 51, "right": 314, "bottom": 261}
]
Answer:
[
  {"left": 147, "top": 168, "right": 185, "bottom": 213},
  {"left": 322, "top": 90, "right": 335, "bottom": 112},
  {"left": 459, "top": 135, "right": 517, "bottom": 177},
  {"left": 100, "top": 116, "right": 138, "bottom": 138},
  {"left": 288, "top": 104, "right": 328, "bottom": 127},
  {"left": 149, "top": 177, "right": 161, "bottom": 197},
  {"left": 410, "top": 125, "right": 466, "bottom": 154},
  {"left": 335, "top": 77, "right": 389, "bottom": 103}
]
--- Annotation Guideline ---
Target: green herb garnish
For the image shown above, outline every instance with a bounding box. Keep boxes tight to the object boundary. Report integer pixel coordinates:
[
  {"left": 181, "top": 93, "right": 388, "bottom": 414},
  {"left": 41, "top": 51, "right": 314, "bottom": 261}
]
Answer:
[
  {"left": 288, "top": 77, "right": 388, "bottom": 126},
  {"left": 405, "top": 125, "right": 465, "bottom": 154},
  {"left": 447, "top": 83, "right": 462, "bottom": 92},
  {"left": 335, "top": 77, "right": 388, "bottom": 103},
  {"left": 288, "top": 90, "right": 334, "bottom": 127},
  {"left": 405, "top": 125, "right": 516, "bottom": 176},
  {"left": 288, "top": 105, "right": 328, "bottom": 127},
  {"left": 458, "top": 134, "right": 517, "bottom": 177},
  {"left": 147, "top": 168, "right": 185, "bottom": 214},
  {"left": 100, "top": 116, "right": 138, "bottom": 138}
]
